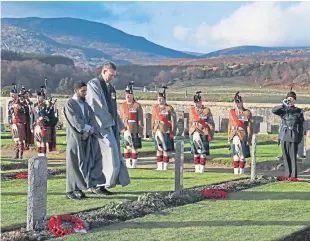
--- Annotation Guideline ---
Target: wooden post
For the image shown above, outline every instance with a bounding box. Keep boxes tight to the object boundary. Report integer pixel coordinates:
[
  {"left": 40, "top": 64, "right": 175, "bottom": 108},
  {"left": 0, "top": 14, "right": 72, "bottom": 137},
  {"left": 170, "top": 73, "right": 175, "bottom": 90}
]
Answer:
[
  {"left": 175, "top": 141, "right": 184, "bottom": 196},
  {"left": 251, "top": 134, "right": 257, "bottom": 180}
]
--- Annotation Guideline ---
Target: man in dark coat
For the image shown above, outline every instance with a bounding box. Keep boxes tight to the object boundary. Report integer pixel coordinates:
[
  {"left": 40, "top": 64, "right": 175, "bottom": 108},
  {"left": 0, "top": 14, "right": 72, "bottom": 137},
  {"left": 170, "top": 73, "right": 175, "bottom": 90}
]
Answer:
[
  {"left": 86, "top": 62, "right": 130, "bottom": 192},
  {"left": 63, "top": 81, "right": 106, "bottom": 200},
  {"left": 272, "top": 88, "right": 304, "bottom": 178}
]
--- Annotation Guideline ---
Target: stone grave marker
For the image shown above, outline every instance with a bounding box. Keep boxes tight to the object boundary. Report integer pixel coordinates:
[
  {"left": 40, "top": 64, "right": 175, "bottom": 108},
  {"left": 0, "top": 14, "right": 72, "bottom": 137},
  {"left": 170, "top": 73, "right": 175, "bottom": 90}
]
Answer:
[
  {"left": 259, "top": 122, "right": 268, "bottom": 134},
  {"left": 27, "top": 155, "right": 48, "bottom": 231},
  {"left": 175, "top": 141, "right": 184, "bottom": 196}
]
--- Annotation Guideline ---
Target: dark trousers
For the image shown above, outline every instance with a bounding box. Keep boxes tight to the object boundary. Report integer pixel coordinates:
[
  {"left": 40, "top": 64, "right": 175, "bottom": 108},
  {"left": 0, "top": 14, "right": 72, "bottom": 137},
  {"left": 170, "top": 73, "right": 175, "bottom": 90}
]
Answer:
[{"left": 281, "top": 141, "right": 298, "bottom": 178}]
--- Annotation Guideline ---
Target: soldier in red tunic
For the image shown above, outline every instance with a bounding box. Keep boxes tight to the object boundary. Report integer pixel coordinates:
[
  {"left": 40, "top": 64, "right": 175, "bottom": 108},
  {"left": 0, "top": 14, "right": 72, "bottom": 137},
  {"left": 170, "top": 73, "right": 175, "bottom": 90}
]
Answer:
[
  {"left": 9, "top": 84, "right": 27, "bottom": 159},
  {"left": 119, "top": 82, "right": 144, "bottom": 168}
]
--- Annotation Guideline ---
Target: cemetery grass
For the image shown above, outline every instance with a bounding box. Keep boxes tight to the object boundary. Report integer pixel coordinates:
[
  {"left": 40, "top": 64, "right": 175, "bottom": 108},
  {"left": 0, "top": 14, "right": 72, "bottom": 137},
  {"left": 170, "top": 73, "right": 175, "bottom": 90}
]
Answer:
[
  {"left": 58, "top": 182, "right": 310, "bottom": 241},
  {"left": 1, "top": 130, "right": 281, "bottom": 174},
  {"left": 1, "top": 170, "right": 242, "bottom": 230}
]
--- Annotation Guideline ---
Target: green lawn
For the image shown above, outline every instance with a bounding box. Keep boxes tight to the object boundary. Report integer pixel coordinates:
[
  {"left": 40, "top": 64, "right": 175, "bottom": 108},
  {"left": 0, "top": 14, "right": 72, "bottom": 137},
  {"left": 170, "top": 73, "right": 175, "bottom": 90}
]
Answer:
[
  {"left": 59, "top": 182, "right": 310, "bottom": 241},
  {"left": 0, "top": 169, "right": 241, "bottom": 229}
]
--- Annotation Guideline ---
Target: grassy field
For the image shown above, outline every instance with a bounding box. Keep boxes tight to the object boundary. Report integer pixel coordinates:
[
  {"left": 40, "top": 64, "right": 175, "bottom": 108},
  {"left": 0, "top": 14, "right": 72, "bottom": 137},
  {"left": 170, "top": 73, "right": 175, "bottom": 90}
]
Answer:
[
  {"left": 0, "top": 129, "right": 282, "bottom": 174},
  {"left": 1, "top": 170, "right": 241, "bottom": 229},
  {"left": 58, "top": 182, "right": 310, "bottom": 241}
]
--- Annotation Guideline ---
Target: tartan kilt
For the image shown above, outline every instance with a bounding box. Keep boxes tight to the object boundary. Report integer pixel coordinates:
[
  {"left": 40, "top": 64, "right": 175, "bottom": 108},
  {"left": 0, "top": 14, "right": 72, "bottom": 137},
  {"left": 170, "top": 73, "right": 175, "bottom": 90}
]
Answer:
[
  {"left": 11, "top": 123, "right": 26, "bottom": 141},
  {"left": 230, "top": 135, "right": 251, "bottom": 159},
  {"left": 35, "top": 125, "right": 53, "bottom": 143},
  {"left": 153, "top": 132, "right": 175, "bottom": 152},
  {"left": 190, "top": 134, "right": 210, "bottom": 155},
  {"left": 25, "top": 123, "right": 34, "bottom": 145},
  {"left": 121, "top": 133, "right": 142, "bottom": 149}
]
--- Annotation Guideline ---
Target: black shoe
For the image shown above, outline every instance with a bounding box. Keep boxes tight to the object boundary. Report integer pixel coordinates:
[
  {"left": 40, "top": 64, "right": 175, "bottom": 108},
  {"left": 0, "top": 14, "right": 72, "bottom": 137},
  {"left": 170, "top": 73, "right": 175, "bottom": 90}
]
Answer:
[
  {"left": 66, "top": 192, "right": 81, "bottom": 200},
  {"left": 73, "top": 190, "right": 86, "bottom": 199},
  {"left": 90, "top": 187, "right": 106, "bottom": 195},
  {"left": 99, "top": 187, "right": 114, "bottom": 196}
]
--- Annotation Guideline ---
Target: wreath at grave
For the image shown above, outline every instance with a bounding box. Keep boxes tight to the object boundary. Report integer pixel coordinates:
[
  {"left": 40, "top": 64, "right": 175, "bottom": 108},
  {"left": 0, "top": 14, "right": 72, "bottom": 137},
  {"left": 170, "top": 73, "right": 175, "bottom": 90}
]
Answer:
[
  {"left": 16, "top": 172, "right": 28, "bottom": 179},
  {"left": 276, "top": 176, "right": 300, "bottom": 182},
  {"left": 48, "top": 214, "right": 87, "bottom": 237},
  {"left": 201, "top": 189, "right": 229, "bottom": 199}
]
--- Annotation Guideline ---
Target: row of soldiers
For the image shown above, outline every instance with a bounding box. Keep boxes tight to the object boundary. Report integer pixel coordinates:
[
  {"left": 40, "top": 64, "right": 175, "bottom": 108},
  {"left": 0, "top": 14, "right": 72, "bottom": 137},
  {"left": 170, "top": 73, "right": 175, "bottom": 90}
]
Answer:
[
  {"left": 8, "top": 84, "right": 58, "bottom": 159},
  {"left": 119, "top": 84, "right": 253, "bottom": 174}
]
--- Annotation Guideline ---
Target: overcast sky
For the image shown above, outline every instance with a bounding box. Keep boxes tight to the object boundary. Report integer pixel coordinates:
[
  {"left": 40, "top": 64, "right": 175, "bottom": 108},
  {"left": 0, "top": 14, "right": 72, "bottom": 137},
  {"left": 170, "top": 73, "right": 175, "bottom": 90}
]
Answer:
[{"left": 2, "top": 1, "right": 309, "bottom": 54}]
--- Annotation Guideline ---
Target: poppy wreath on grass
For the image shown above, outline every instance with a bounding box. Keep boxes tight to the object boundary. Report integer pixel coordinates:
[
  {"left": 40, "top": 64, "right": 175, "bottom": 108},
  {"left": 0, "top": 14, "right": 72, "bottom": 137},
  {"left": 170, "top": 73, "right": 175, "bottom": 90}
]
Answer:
[
  {"left": 276, "top": 176, "right": 300, "bottom": 182},
  {"left": 48, "top": 214, "right": 87, "bottom": 237},
  {"left": 16, "top": 172, "right": 28, "bottom": 179},
  {"left": 201, "top": 189, "right": 229, "bottom": 199}
]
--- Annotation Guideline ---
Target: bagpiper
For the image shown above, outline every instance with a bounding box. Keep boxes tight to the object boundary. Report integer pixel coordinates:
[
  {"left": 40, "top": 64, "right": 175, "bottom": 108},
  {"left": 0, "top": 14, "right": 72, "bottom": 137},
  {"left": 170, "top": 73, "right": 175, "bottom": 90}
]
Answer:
[
  {"left": 8, "top": 84, "right": 27, "bottom": 159},
  {"left": 19, "top": 85, "right": 35, "bottom": 150},
  {"left": 33, "top": 86, "right": 58, "bottom": 156},
  {"left": 228, "top": 92, "right": 253, "bottom": 174},
  {"left": 151, "top": 86, "right": 176, "bottom": 171},
  {"left": 46, "top": 96, "right": 58, "bottom": 152},
  {"left": 189, "top": 91, "right": 215, "bottom": 173},
  {"left": 272, "top": 84, "right": 304, "bottom": 178},
  {"left": 119, "top": 82, "right": 144, "bottom": 168}
]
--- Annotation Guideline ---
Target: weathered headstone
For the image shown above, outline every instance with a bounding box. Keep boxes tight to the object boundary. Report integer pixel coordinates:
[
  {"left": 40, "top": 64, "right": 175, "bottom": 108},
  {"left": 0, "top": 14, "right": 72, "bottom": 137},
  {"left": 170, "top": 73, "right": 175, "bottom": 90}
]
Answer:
[
  {"left": 27, "top": 155, "right": 48, "bottom": 231},
  {"left": 175, "top": 141, "right": 184, "bottom": 196},
  {"left": 251, "top": 135, "right": 257, "bottom": 180},
  {"left": 183, "top": 117, "right": 189, "bottom": 138},
  {"left": 0, "top": 106, "right": 5, "bottom": 132},
  {"left": 252, "top": 116, "right": 264, "bottom": 134},
  {"left": 270, "top": 124, "right": 280, "bottom": 134},
  {"left": 143, "top": 113, "right": 152, "bottom": 138},
  {"left": 259, "top": 122, "right": 268, "bottom": 134},
  {"left": 213, "top": 115, "right": 221, "bottom": 132},
  {"left": 176, "top": 112, "right": 185, "bottom": 136},
  {"left": 220, "top": 118, "right": 229, "bottom": 132}
]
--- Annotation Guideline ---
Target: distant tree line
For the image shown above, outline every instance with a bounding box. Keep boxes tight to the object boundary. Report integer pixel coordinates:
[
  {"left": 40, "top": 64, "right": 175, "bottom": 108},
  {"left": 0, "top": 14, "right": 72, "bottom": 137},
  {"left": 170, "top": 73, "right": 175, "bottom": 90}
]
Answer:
[
  {"left": 1, "top": 53, "right": 310, "bottom": 96},
  {"left": 1, "top": 50, "right": 75, "bottom": 67}
]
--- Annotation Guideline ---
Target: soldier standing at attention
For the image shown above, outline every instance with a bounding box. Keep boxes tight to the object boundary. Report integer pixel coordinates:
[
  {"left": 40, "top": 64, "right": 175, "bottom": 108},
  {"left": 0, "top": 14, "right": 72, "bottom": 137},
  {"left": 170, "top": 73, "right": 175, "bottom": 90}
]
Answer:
[
  {"left": 151, "top": 86, "right": 176, "bottom": 171},
  {"left": 189, "top": 91, "right": 215, "bottom": 173},
  {"left": 272, "top": 86, "right": 304, "bottom": 178},
  {"left": 228, "top": 92, "right": 253, "bottom": 174},
  {"left": 119, "top": 82, "right": 144, "bottom": 169}
]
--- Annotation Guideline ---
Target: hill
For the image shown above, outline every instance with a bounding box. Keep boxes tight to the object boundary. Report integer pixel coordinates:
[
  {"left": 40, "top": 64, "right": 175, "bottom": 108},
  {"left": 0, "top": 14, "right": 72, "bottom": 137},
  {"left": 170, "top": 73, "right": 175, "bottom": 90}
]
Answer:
[
  {"left": 1, "top": 17, "right": 197, "bottom": 67},
  {"left": 201, "top": 45, "right": 310, "bottom": 58}
]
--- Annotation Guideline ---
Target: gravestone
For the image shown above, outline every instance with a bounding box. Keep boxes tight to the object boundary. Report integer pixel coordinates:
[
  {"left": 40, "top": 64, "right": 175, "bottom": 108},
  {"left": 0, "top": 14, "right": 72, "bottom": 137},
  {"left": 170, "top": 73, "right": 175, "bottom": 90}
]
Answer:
[
  {"left": 175, "top": 141, "right": 184, "bottom": 196},
  {"left": 183, "top": 117, "right": 189, "bottom": 138},
  {"left": 213, "top": 115, "right": 221, "bottom": 132},
  {"left": 143, "top": 113, "right": 152, "bottom": 138},
  {"left": 252, "top": 116, "right": 264, "bottom": 134},
  {"left": 0, "top": 106, "right": 5, "bottom": 132},
  {"left": 176, "top": 112, "right": 185, "bottom": 136},
  {"left": 251, "top": 135, "right": 257, "bottom": 180},
  {"left": 27, "top": 155, "right": 48, "bottom": 231},
  {"left": 270, "top": 124, "right": 280, "bottom": 134},
  {"left": 220, "top": 118, "right": 229, "bottom": 132},
  {"left": 259, "top": 122, "right": 268, "bottom": 134}
]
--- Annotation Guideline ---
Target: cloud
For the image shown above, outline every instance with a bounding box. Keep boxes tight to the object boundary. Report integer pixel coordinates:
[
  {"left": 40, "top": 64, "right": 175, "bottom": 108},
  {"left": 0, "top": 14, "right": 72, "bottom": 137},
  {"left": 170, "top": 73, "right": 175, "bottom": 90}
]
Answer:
[{"left": 173, "top": 1, "right": 310, "bottom": 49}]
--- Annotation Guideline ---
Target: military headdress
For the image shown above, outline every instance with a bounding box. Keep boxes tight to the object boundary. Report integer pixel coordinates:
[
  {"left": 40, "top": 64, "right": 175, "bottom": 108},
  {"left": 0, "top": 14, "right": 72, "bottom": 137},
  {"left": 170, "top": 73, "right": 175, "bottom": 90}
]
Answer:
[
  {"left": 125, "top": 81, "right": 134, "bottom": 95},
  {"left": 234, "top": 91, "right": 243, "bottom": 103},
  {"left": 10, "top": 83, "right": 18, "bottom": 93},
  {"left": 19, "top": 85, "right": 32, "bottom": 97},
  {"left": 158, "top": 86, "right": 168, "bottom": 98},
  {"left": 36, "top": 86, "right": 46, "bottom": 97},
  {"left": 194, "top": 91, "right": 202, "bottom": 103},
  {"left": 286, "top": 83, "right": 297, "bottom": 100}
]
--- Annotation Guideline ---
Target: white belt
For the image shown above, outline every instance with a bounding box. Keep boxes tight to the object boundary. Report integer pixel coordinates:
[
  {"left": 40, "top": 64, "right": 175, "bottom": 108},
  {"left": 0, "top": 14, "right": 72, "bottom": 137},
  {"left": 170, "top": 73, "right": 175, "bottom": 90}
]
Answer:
[
  {"left": 155, "top": 120, "right": 170, "bottom": 124},
  {"left": 128, "top": 120, "right": 136, "bottom": 123},
  {"left": 231, "top": 126, "right": 245, "bottom": 131}
]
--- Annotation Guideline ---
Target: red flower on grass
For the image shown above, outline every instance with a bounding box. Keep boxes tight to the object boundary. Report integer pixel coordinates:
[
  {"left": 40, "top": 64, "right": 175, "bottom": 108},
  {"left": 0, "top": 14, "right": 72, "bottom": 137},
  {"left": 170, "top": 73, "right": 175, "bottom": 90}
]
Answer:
[
  {"left": 48, "top": 215, "right": 86, "bottom": 237},
  {"left": 201, "top": 189, "right": 229, "bottom": 199},
  {"left": 276, "top": 176, "right": 300, "bottom": 182},
  {"left": 16, "top": 172, "right": 28, "bottom": 179}
]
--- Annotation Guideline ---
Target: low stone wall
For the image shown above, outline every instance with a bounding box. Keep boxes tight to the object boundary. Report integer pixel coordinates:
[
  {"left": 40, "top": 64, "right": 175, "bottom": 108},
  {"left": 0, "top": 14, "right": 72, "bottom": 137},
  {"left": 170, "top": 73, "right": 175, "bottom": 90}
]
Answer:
[{"left": 1, "top": 97, "right": 309, "bottom": 136}]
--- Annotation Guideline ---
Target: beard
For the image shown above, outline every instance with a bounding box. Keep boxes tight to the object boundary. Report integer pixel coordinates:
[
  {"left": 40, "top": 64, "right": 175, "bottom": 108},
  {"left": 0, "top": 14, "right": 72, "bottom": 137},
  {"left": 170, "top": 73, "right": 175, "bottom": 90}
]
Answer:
[{"left": 78, "top": 96, "right": 86, "bottom": 102}]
